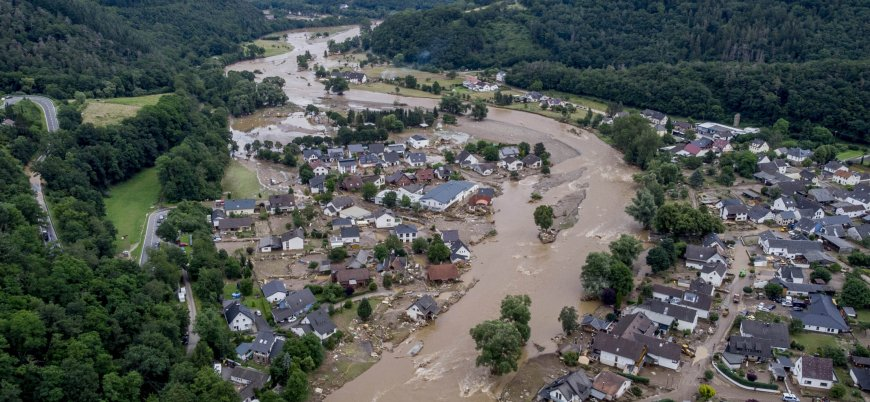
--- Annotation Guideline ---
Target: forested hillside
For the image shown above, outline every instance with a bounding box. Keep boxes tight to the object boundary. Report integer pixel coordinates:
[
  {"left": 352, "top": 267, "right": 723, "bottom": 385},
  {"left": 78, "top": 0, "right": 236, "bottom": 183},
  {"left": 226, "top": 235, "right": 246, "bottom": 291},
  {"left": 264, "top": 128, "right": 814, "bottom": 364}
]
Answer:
[
  {"left": 371, "top": 0, "right": 870, "bottom": 141},
  {"left": 0, "top": 0, "right": 291, "bottom": 98}
]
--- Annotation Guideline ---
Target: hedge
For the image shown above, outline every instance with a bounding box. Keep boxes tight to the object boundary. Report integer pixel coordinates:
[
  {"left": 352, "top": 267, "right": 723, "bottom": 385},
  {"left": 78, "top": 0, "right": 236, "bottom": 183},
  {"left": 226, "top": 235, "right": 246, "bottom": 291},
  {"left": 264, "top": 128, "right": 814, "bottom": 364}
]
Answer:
[
  {"left": 617, "top": 372, "right": 650, "bottom": 385},
  {"left": 716, "top": 362, "right": 778, "bottom": 390}
]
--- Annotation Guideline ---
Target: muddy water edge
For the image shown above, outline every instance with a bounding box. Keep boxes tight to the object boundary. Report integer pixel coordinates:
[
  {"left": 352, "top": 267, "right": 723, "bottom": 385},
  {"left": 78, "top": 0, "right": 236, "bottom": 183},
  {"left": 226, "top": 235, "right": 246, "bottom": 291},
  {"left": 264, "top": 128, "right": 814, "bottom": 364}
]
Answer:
[{"left": 226, "top": 26, "right": 642, "bottom": 402}]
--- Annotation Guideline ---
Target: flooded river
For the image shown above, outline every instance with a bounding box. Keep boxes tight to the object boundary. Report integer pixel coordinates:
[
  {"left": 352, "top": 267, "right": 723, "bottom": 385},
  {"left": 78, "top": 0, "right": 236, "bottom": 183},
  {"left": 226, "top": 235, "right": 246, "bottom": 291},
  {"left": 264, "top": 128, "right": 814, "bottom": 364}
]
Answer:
[{"left": 228, "top": 26, "right": 641, "bottom": 401}]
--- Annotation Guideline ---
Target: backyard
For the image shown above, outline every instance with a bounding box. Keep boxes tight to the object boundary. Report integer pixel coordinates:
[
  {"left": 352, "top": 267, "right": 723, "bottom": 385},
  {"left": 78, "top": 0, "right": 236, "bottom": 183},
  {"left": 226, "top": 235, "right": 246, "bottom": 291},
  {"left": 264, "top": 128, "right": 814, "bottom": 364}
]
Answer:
[
  {"left": 221, "top": 160, "right": 262, "bottom": 199},
  {"left": 104, "top": 167, "right": 160, "bottom": 257}
]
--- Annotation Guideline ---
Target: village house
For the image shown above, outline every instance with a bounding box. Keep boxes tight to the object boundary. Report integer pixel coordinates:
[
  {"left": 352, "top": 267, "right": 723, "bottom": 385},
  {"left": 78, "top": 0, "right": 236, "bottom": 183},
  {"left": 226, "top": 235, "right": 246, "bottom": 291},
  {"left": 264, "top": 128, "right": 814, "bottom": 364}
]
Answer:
[
  {"left": 434, "top": 165, "right": 453, "bottom": 180},
  {"left": 684, "top": 244, "right": 727, "bottom": 269},
  {"left": 339, "top": 226, "right": 360, "bottom": 245},
  {"left": 791, "top": 294, "right": 849, "bottom": 334},
  {"left": 308, "top": 175, "right": 326, "bottom": 193},
  {"left": 640, "top": 109, "right": 668, "bottom": 125},
  {"left": 340, "top": 175, "right": 363, "bottom": 191},
  {"left": 426, "top": 263, "right": 460, "bottom": 282},
  {"left": 786, "top": 148, "right": 813, "bottom": 164},
  {"left": 777, "top": 265, "right": 805, "bottom": 284},
  {"left": 337, "top": 158, "right": 358, "bottom": 174},
  {"left": 499, "top": 146, "right": 520, "bottom": 160},
  {"left": 449, "top": 240, "right": 472, "bottom": 263},
  {"left": 522, "top": 154, "right": 543, "bottom": 168},
  {"left": 227, "top": 366, "right": 270, "bottom": 402},
  {"left": 258, "top": 235, "right": 282, "bottom": 253},
  {"left": 740, "top": 320, "right": 790, "bottom": 350},
  {"left": 250, "top": 331, "right": 284, "bottom": 365},
  {"left": 415, "top": 168, "right": 435, "bottom": 182},
  {"left": 536, "top": 370, "right": 593, "bottom": 402},
  {"left": 331, "top": 70, "right": 368, "bottom": 84},
  {"left": 651, "top": 284, "right": 712, "bottom": 319},
  {"left": 357, "top": 153, "right": 382, "bottom": 168},
  {"left": 268, "top": 194, "right": 295, "bottom": 213},
  {"left": 332, "top": 266, "right": 371, "bottom": 288},
  {"left": 324, "top": 196, "right": 354, "bottom": 216},
  {"left": 456, "top": 150, "right": 481, "bottom": 167},
  {"left": 833, "top": 170, "right": 861, "bottom": 186},
  {"left": 499, "top": 156, "right": 524, "bottom": 171},
  {"left": 381, "top": 152, "right": 402, "bottom": 166},
  {"left": 223, "top": 301, "right": 256, "bottom": 332},
  {"left": 393, "top": 224, "right": 418, "bottom": 243},
  {"left": 726, "top": 335, "right": 775, "bottom": 362},
  {"left": 635, "top": 334, "right": 682, "bottom": 370},
  {"left": 261, "top": 280, "right": 287, "bottom": 303},
  {"left": 405, "top": 152, "right": 427, "bottom": 167},
  {"left": 406, "top": 295, "right": 439, "bottom": 322},
  {"left": 224, "top": 199, "right": 256, "bottom": 215},
  {"left": 473, "top": 163, "right": 496, "bottom": 176},
  {"left": 219, "top": 217, "right": 254, "bottom": 234},
  {"left": 591, "top": 334, "right": 646, "bottom": 373},
  {"left": 794, "top": 356, "right": 835, "bottom": 389},
  {"left": 590, "top": 371, "right": 631, "bottom": 401},
  {"left": 720, "top": 203, "right": 749, "bottom": 221},
  {"left": 699, "top": 261, "right": 728, "bottom": 287},
  {"left": 310, "top": 161, "right": 330, "bottom": 176},
  {"left": 851, "top": 367, "right": 870, "bottom": 392},
  {"left": 280, "top": 228, "right": 305, "bottom": 251},
  {"left": 406, "top": 134, "right": 430, "bottom": 149},
  {"left": 302, "top": 148, "right": 323, "bottom": 162},
  {"left": 361, "top": 174, "right": 385, "bottom": 187},
  {"left": 372, "top": 209, "right": 401, "bottom": 228},
  {"left": 632, "top": 299, "right": 698, "bottom": 332},
  {"left": 836, "top": 204, "right": 866, "bottom": 218},
  {"left": 420, "top": 180, "right": 479, "bottom": 211},
  {"left": 271, "top": 288, "right": 316, "bottom": 324},
  {"left": 290, "top": 308, "right": 337, "bottom": 341},
  {"left": 748, "top": 205, "right": 775, "bottom": 223},
  {"left": 749, "top": 139, "right": 769, "bottom": 154}
]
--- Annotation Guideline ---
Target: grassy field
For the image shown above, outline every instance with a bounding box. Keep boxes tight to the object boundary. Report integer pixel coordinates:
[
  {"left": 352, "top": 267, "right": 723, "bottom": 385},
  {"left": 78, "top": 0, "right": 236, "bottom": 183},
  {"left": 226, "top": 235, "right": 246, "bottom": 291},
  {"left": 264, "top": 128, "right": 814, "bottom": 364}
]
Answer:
[
  {"left": 82, "top": 94, "right": 166, "bottom": 126},
  {"left": 837, "top": 149, "right": 865, "bottom": 161},
  {"left": 221, "top": 160, "right": 262, "bottom": 199},
  {"left": 253, "top": 38, "right": 294, "bottom": 58},
  {"left": 104, "top": 167, "right": 160, "bottom": 256}
]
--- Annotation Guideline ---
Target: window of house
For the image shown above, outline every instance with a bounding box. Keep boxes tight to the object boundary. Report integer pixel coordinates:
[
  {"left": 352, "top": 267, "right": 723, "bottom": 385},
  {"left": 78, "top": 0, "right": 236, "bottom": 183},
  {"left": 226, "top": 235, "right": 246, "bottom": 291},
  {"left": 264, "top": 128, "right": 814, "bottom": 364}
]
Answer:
[
  {"left": 820, "top": 382, "right": 828, "bottom": 387},
  {"left": 804, "top": 380, "right": 811, "bottom": 385}
]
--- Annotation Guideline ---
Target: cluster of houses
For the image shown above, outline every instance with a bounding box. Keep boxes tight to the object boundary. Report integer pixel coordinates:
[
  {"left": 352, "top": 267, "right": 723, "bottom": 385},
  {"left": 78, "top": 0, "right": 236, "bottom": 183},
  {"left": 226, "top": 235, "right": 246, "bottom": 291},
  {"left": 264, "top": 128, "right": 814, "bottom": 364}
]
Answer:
[
  {"left": 462, "top": 75, "right": 499, "bottom": 92},
  {"left": 537, "top": 369, "right": 632, "bottom": 402},
  {"left": 330, "top": 70, "right": 369, "bottom": 84},
  {"left": 455, "top": 145, "right": 544, "bottom": 177},
  {"left": 517, "top": 91, "right": 577, "bottom": 110}
]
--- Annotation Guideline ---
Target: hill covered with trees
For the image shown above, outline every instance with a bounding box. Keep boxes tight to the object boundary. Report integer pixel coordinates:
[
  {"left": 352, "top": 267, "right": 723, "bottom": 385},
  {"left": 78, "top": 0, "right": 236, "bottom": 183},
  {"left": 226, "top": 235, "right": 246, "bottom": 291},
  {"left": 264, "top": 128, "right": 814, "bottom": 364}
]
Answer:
[{"left": 370, "top": 0, "right": 870, "bottom": 141}]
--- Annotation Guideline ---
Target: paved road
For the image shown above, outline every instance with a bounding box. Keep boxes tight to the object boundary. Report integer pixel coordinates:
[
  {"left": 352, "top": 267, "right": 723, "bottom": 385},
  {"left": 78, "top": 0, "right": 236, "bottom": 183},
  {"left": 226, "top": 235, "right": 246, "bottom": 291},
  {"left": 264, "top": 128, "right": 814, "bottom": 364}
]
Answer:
[
  {"left": 181, "top": 268, "right": 200, "bottom": 354},
  {"left": 139, "top": 208, "right": 169, "bottom": 266},
  {"left": 4, "top": 95, "right": 60, "bottom": 244}
]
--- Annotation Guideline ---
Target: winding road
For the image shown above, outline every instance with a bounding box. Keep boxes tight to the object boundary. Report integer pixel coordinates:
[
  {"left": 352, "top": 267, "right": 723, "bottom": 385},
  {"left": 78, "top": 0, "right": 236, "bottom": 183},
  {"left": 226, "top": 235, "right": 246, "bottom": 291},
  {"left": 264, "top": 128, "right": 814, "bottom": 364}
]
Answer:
[{"left": 3, "top": 95, "right": 59, "bottom": 243}]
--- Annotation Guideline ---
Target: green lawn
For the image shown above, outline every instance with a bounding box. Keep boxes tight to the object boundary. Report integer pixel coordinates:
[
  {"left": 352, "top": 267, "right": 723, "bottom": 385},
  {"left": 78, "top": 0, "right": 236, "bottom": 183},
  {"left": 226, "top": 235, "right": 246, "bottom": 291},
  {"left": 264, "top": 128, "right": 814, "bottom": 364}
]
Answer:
[
  {"left": 837, "top": 149, "right": 865, "bottom": 161},
  {"left": 104, "top": 167, "right": 160, "bottom": 256},
  {"left": 221, "top": 160, "right": 262, "bottom": 199},
  {"left": 253, "top": 39, "right": 294, "bottom": 57},
  {"left": 82, "top": 94, "right": 166, "bottom": 126},
  {"left": 791, "top": 331, "right": 841, "bottom": 352}
]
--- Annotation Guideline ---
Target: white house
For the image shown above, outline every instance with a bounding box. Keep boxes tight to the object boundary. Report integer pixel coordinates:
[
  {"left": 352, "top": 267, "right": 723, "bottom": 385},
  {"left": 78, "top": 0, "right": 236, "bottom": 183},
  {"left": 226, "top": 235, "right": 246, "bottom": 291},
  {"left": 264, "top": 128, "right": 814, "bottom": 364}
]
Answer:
[
  {"left": 406, "top": 295, "right": 439, "bottom": 322},
  {"left": 700, "top": 261, "right": 728, "bottom": 287},
  {"left": 833, "top": 170, "right": 860, "bottom": 186},
  {"left": 499, "top": 156, "right": 524, "bottom": 171},
  {"left": 337, "top": 159, "right": 358, "bottom": 174},
  {"left": 633, "top": 299, "right": 698, "bottom": 332},
  {"left": 794, "top": 356, "right": 835, "bottom": 389},
  {"left": 406, "top": 134, "right": 430, "bottom": 149},
  {"left": 749, "top": 140, "right": 769, "bottom": 154},
  {"left": 836, "top": 204, "right": 866, "bottom": 218},
  {"left": 280, "top": 228, "right": 305, "bottom": 251},
  {"left": 684, "top": 245, "right": 727, "bottom": 270},
  {"left": 393, "top": 224, "right": 417, "bottom": 243},
  {"left": 290, "top": 309, "right": 337, "bottom": 341},
  {"left": 261, "top": 280, "right": 287, "bottom": 303},
  {"left": 373, "top": 209, "right": 401, "bottom": 229},
  {"left": 419, "top": 180, "right": 479, "bottom": 211},
  {"left": 472, "top": 163, "right": 495, "bottom": 176},
  {"left": 224, "top": 302, "right": 256, "bottom": 332},
  {"left": 312, "top": 165, "right": 330, "bottom": 176},
  {"left": 590, "top": 371, "right": 631, "bottom": 401},
  {"left": 405, "top": 152, "right": 427, "bottom": 167},
  {"left": 591, "top": 334, "right": 645, "bottom": 372},
  {"left": 786, "top": 148, "right": 813, "bottom": 164}
]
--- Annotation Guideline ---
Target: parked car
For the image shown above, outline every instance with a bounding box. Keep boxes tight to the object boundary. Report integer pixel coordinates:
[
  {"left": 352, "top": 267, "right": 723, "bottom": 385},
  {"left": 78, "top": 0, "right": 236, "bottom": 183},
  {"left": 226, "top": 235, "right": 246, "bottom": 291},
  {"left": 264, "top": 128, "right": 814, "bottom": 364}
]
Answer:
[
  {"left": 782, "top": 392, "right": 800, "bottom": 402},
  {"left": 733, "top": 294, "right": 740, "bottom": 304}
]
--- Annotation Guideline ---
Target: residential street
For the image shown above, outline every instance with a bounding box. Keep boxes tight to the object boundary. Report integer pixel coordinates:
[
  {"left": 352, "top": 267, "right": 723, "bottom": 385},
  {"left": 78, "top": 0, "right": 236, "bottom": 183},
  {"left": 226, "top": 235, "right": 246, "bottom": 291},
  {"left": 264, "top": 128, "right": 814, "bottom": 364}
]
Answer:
[
  {"left": 139, "top": 208, "right": 169, "bottom": 266},
  {"left": 181, "top": 268, "right": 199, "bottom": 355}
]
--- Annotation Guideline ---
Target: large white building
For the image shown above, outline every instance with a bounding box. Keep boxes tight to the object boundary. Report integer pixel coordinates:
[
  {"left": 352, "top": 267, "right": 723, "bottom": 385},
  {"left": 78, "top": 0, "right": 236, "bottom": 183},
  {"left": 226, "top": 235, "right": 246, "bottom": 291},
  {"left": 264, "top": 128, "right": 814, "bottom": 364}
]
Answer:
[{"left": 419, "top": 181, "right": 479, "bottom": 211}]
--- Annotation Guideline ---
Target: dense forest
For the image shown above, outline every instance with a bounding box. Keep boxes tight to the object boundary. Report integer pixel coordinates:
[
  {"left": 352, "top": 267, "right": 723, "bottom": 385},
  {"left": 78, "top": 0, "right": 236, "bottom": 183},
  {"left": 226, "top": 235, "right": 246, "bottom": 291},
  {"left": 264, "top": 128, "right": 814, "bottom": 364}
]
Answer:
[{"left": 370, "top": 0, "right": 870, "bottom": 141}]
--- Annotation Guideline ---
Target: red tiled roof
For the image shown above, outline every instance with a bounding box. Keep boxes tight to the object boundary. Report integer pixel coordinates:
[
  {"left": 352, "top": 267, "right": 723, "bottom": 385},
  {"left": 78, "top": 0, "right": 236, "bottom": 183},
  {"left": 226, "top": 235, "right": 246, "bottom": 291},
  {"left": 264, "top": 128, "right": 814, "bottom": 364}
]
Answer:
[{"left": 426, "top": 264, "right": 459, "bottom": 281}]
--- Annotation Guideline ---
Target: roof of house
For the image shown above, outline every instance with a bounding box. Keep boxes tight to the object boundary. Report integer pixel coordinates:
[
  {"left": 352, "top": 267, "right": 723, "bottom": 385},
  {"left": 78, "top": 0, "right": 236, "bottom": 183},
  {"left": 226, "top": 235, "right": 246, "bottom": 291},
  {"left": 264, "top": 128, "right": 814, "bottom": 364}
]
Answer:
[
  {"left": 641, "top": 109, "right": 666, "bottom": 120},
  {"left": 778, "top": 265, "right": 805, "bottom": 281},
  {"left": 280, "top": 228, "right": 305, "bottom": 243},
  {"left": 394, "top": 224, "right": 417, "bottom": 235},
  {"left": 407, "top": 152, "right": 427, "bottom": 163},
  {"left": 340, "top": 226, "right": 360, "bottom": 239},
  {"left": 740, "top": 320, "right": 790, "bottom": 349},
  {"left": 333, "top": 267, "right": 371, "bottom": 284},
  {"left": 250, "top": 331, "right": 276, "bottom": 355},
  {"left": 426, "top": 263, "right": 459, "bottom": 281},
  {"left": 592, "top": 371, "right": 630, "bottom": 397},
  {"left": 808, "top": 188, "right": 834, "bottom": 203},
  {"left": 684, "top": 245, "right": 721, "bottom": 262},
  {"left": 799, "top": 355, "right": 834, "bottom": 381},
  {"left": 230, "top": 366, "right": 269, "bottom": 399},
  {"left": 537, "top": 370, "right": 592, "bottom": 402},
  {"left": 224, "top": 302, "right": 255, "bottom": 324},
  {"left": 304, "top": 308, "right": 337, "bottom": 335},
  {"left": 258, "top": 235, "right": 280, "bottom": 249},
  {"left": 748, "top": 205, "right": 773, "bottom": 221},
  {"left": 726, "top": 335, "right": 775, "bottom": 359},
  {"left": 422, "top": 181, "right": 476, "bottom": 204},
  {"left": 636, "top": 299, "right": 697, "bottom": 323},
  {"left": 309, "top": 175, "right": 326, "bottom": 187},
  {"left": 368, "top": 143, "right": 385, "bottom": 154},
  {"left": 770, "top": 278, "right": 830, "bottom": 294},
  {"left": 410, "top": 295, "right": 439, "bottom": 315},
  {"left": 268, "top": 193, "right": 295, "bottom": 209},
  {"left": 225, "top": 199, "right": 256, "bottom": 211},
  {"left": 440, "top": 229, "right": 460, "bottom": 242},
  {"left": 261, "top": 280, "right": 287, "bottom": 298},
  {"left": 592, "top": 334, "right": 646, "bottom": 360},
  {"left": 282, "top": 288, "right": 315, "bottom": 314},
  {"left": 852, "top": 368, "right": 870, "bottom": 391},
  {"left": 410, "top": 134, "right": 428, "bottom": 142},
  {"left": 610, "top": 312, "right": 657, "bottom": 339},
  {"left": 792, "top": 294, "right": 849, "bottom": 331},
  {"left": 522, "top": 154, "right": 541, "bottom": 164},
  {"left": 218, "top": 217, "right": 254, "bottom": 230},
  {"left": 635, "top": 334, "right": 681, "bottom": 361},
  {"left": 580, "top": 315, "right": 611, "bottom": 331},
  {"left": 701, "top": 261, "right": 728, "bottom": 278},
  {"left": 690, "top": 279, "right": 715, "bottom": 296}
]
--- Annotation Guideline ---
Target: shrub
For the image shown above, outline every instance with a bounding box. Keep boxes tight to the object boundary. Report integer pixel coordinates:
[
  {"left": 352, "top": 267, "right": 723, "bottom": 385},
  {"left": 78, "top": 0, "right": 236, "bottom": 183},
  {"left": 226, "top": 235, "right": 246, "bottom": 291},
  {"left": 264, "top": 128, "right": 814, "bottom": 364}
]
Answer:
[
  {"left": 704, "top": 370, "right": 714, "bottom": 380},
  {"left": 742, "top": 286, "right": 752, "bottom": 294},
  {"left": 746, "top": 371, "right": 757, "bottom": 382},
  {"left": 629, "top": 386, "right": 642, "bottom": 397},
  {"left": 830, "top": 383, "right": 846, "bottom": 399},
  {"left": 562, "top": 351, "right": 579, "bottom": 366},
  {"left": 617, "top": 372, "right": 650, "bottom": 385},
  {"left": 368, "top": 281, "right": 378, "bottom": 292},
  {"left": 343, "top": 300, "right": 353, "bottom": 309}
]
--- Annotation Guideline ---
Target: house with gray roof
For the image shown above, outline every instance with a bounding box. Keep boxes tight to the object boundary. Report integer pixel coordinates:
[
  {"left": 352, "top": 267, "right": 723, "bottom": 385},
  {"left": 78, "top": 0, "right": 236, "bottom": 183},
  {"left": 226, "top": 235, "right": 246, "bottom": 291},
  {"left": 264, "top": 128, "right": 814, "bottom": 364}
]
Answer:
[
  {"left": 591, "top": 335, "right": 646, "bottom": 373},
  {"left": 633, "top": 299, "right": 698, "bottom": 332},
  {"left": 748, "top": 205, "right": 774, "bottom": 223},
  {"left": 700, "top": 261, "right": 728, "bottom": 287},
  {"left": 635, "top": 334, "right": 681, "bottom": 370},
  {"left": 498, "top": 146, "right": 520, "bottom": 160},
  {"left": 420, "top": 180, "right": 479, "bottom": 211},
  {"left": 610, "top": 312, "right": 657, "bottom": 339},
  {"left": 261, "top": 280, "right": 287, "bottom": 303},
  {"left": 405, "top": 152, "right": 427, "bottom": 167},
  {"left": 290, "top": 307, "right": 337, "bottom": 341},
  {"left": 792, "top": 294, "right": 849, "bottom": 334},
  {"left": 726, "top": 335, "right": 775, "bottom": 361},
  {"left": 406, "top": 295, "right": 439, "bottom": 321},
  {"left": 579, "top": 315, "right": 612, "bottom": 332},
  {"left": 850, "top": 367, "right": 870, "bottom": 392},
  {"left": 228, "top": 366, "right": 270, "bottom": 402},
  {"left": 684, "top": 245, "right": 727, "bottom": 269},
  {"left": 537, "top": 370, "right": 593, "bottom": 402},
  {"left": 308, "top": 175, "right": 327, "bottom": 193},
  {"left": 224, "top": 199, "right": 256, "bottom": 215},
  {"left": 777, "top": 265, "right": 805, "bottom": 284},
  {"left": 393, "top": 224, "right": 418, "bottom": 243},
  {"left": 808, "top": 188, "right": 835, "bottom": 203},
  {"left": 340, "top": 226, "right": 360, "bottom": 244},
  {"left": 794, "top": 355, "right": 835, "bottom": 389},
  {"left": 272, "top": 288, "right": 315, "bottom": 324},
  {"left": 250, "top": 331, "right": 283, "bottom": 364},
  {"left": 740, "top": 320, "right": 790, "bottom": 349},
  {"left": 223, "top": 301, "right": 256, "bottom": 332},
  {"left": 302, "top": 148, "right": 323, "bottom": 162},
  {"left": 651, "top": 284, "right": 712, "bottom": 318}
]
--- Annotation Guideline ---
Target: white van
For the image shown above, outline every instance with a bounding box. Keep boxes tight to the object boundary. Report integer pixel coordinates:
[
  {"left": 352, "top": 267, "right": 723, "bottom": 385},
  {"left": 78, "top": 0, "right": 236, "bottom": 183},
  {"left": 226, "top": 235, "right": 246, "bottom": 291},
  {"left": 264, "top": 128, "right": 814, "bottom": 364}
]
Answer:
[{"left": 782, "top": 392, "right": 800, "bottom": 402}]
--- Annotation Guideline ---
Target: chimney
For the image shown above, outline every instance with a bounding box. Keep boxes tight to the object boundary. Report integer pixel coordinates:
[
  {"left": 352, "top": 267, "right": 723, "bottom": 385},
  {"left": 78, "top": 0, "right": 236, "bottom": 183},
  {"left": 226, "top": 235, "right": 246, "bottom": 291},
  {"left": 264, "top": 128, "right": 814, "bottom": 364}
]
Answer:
[{"left": 733, "top": 113, "right": 741, "bottom": 127}]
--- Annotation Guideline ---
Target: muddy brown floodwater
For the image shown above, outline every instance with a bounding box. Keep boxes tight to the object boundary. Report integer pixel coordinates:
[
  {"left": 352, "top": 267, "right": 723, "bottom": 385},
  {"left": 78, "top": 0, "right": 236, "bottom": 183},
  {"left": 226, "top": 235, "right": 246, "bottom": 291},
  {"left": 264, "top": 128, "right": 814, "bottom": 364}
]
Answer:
[{"left": 227, "top": 26, "right": 641, "bottom": 401}]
